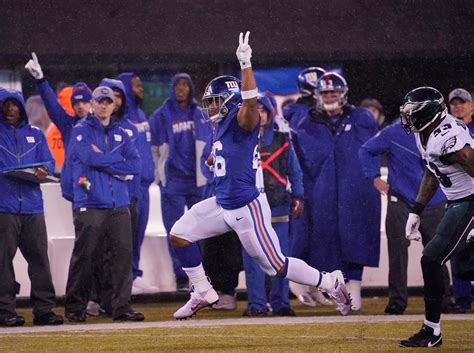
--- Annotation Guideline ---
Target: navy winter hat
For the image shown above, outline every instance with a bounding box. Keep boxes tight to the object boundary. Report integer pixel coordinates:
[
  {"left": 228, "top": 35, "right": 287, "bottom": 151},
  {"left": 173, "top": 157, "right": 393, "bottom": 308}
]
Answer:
[{"left": 70, "top": 82, "right": 92, "bottom": 106}]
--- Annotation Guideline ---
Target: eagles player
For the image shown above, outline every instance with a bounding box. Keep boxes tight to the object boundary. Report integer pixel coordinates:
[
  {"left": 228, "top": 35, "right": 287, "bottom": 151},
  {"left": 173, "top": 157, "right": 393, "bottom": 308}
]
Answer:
[
  {"left": 169, "top": 31, "right": 351, "bottom": 320},
  {"left": 399, "top": 87, "right": 474, "bottom": 348}
]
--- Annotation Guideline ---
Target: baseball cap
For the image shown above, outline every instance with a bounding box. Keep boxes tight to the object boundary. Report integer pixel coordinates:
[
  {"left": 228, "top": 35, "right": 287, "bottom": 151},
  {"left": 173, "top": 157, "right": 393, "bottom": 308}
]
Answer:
[
  {"left": 92, "top": 86, "right": 115, "bottom": 103},
  {"left": 448, "top": 88, "right": 472, "bottom": 103}
]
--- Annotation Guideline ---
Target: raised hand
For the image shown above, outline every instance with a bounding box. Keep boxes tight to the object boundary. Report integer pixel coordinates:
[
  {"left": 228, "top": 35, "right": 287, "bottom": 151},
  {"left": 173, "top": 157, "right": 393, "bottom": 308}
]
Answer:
[
  {"left": 24, "top": 52, "right": 44, "bottom": 80},
  {"left": 236, "top": 31, "right": 252, "bottom": 69}
]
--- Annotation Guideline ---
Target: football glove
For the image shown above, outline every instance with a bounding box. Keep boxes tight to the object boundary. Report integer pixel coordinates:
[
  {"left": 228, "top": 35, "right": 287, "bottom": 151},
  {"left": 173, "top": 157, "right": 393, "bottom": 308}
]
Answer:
[
  {"left": 236, "top": 31, "right": 252, "bottom": 69},
  {"left": 405, "top": 212, "right": 421, "bottom": 241},
  {"left": 25, "top": 52, "right": 44, "bottom": 80}
]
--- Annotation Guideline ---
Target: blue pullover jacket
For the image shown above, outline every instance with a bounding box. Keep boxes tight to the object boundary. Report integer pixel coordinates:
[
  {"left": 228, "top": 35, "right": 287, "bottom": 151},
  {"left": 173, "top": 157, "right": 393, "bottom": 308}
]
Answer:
[
  {"left": 0, "top": 88, "right": 54, "bottom": 214},
  {"left": 68, "top": 114, "right": 140, "bottom": 209}
]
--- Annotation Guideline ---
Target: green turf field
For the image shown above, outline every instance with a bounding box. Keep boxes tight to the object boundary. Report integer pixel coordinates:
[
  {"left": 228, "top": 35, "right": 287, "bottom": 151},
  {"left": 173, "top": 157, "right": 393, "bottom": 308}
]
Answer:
[{"left": 1, "top": 297, "right": 473, "bottom": 352}]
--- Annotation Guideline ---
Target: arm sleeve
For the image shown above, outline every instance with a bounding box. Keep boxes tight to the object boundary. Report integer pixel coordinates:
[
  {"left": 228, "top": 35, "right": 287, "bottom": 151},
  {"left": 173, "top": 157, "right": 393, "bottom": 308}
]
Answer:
[
  {"left": 287, "top": 141, "right": 304, "bottom": 197},
  {"left": 358, "top": 128, "right": 390, "bottom": 180},
  {"left": 70, "top": 128, "right": 124, "bottom": 168},
  {"left": 103, "top": 131, "right": 141, "bottom": 176},
  {"left": 36, "top": 79, "right": 76, "bottom": 133}
]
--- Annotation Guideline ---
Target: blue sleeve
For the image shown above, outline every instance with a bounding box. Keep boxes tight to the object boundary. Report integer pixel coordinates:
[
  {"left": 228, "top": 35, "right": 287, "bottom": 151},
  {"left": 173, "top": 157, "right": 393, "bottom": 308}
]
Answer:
[
  {"left": 287, "top": 141, "right": 304, "bottom": 197},
  {"left": 70, "top": 128, "right": 124, "bottom": 168},
  {"left": 36, "top": 79, "right": 76, "bottom": 134},
  {"left": 36, "top": 130, "right": 55, "bottom": 175},
  {"left": 103, "top": 131, "right": 141, "bottom": 176},
  {"left": 358, "top": 128, "right": 391, "bottom": 180},
  {"left": 200, "top": 137, "right": 214, "bottom": 182}
]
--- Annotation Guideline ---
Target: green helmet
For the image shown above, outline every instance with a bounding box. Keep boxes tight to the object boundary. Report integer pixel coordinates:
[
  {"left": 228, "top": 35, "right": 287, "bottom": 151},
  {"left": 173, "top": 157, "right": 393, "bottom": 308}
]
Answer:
[{"left": 400, "top": 86, "right": 447, "bottom": 134}]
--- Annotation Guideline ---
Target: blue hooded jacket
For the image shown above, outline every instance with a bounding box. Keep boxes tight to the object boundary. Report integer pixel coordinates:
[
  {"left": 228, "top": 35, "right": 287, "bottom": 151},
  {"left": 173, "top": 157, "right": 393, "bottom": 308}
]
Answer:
[
  {"left": 35, "top": 80, "right": 91, "bottom": 201},
  {"left": 68, "top": 114, "right": 140, "bottom": 209},
  {"left": 117, "top": 72, "right": 154, "bottom": 187},
  {"left": 99, "top": 78, "right": 141, "bottom": 199},
  {"left": 0, "top": 88, "right": 54, "bottom": 214},
  {"left": 149, "top": 73, "right": 211, "bottom": 194}
]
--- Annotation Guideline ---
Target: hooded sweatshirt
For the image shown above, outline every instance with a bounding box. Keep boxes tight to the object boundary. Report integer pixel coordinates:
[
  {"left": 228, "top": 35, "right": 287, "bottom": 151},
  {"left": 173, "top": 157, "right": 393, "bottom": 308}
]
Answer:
[
  {"left": 0, "top": 88, "right": 54, "bottom": 214},
  {"left": 149, "top": 73, "right": 211, "bottom": 194},
  {"left": 116, "top": 72, "right": 154, "bottom": 187},
  {"left": 99, "top": 78, "right": 141, "bottom": 199}
]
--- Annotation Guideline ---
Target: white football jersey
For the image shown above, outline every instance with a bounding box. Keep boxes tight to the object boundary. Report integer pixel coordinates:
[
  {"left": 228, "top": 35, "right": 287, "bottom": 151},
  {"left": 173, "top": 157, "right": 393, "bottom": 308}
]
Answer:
[{"left": 415, "top": 114, "right": 474, "bottom": 201}]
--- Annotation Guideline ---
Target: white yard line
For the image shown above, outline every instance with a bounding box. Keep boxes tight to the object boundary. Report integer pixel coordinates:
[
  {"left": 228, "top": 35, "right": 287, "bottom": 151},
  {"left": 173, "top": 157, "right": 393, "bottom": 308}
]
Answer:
[{"left": 1, "top": 314, "right": 474, "bottom": 336}]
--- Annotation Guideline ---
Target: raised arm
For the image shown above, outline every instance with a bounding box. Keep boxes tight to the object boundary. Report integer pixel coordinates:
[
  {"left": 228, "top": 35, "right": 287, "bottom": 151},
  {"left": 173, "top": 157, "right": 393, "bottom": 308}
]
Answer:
[{"left": 236, "top": 31, "right": 259, "bottom": 132}]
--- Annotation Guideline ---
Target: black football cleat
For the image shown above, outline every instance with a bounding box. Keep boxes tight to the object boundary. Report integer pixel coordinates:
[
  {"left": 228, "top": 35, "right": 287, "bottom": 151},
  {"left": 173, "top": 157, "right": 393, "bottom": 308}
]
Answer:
[{"left": 399, "top": 324, "right": 442, "bottom": 348}]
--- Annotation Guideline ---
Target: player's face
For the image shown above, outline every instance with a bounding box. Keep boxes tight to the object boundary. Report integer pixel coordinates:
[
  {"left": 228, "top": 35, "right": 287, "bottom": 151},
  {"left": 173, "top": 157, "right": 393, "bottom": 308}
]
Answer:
[
  {"left": 257, "top": 106, "right": 268, "bottom": 127},
  {"left": 321, "top": 90, "right": 342, "bottom": 105},
  {"left": 450, "top": 99, "right": 472, "bottom": 120},
  {"left": 132, "top": 76, "right": 144, "bottom": 100},
  {"left": 2, "top": 99, "right": 21, "bottom": 126},
  {"left": 73, "top": 101, "right": 91, "bottom": 119},
  {"left": 92, "top": 98, "right": 115, "bottom": 120},
  {"left": 112, "top": 91, "right": 123, "bottom": 114},
  {"left": 174, "top": 78, "right": 191, "bottom": 103}
]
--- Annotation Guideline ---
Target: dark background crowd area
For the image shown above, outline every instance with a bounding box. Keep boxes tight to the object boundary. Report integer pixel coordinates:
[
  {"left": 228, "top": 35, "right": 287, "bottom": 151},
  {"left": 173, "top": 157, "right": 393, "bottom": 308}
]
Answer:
[{"left": 1, "top": 0, "right": 472, "bottom": 120}]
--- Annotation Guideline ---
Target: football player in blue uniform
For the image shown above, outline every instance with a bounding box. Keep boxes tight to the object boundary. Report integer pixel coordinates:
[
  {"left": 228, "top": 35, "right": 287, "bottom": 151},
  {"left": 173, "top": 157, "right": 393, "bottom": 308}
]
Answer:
[
  {"left": 283, "top": 66, "right": 325, "bottom": 128},
  {"left": 170, "top": 32, "right": 351, "bottom": 320}
]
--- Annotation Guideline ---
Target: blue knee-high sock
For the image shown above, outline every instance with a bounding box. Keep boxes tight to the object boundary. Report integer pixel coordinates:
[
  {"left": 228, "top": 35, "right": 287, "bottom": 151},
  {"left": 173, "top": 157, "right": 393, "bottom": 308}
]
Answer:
[{"left": 174, "top": 242, "right": 202, "bottom": 268}]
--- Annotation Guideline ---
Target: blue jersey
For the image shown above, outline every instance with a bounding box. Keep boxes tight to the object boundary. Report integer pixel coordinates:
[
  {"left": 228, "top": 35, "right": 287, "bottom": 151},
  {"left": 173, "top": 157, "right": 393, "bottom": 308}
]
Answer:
[{"left": 212, "top": 108, "right": 260, "bottom": 210}]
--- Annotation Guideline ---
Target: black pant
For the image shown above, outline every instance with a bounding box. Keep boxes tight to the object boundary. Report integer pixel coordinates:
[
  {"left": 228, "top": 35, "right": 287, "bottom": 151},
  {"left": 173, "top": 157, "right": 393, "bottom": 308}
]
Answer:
[
  {"left": 422, "top": 197, "right": 473, "bottom": 323},
  {"left": 89, "top": 199, "right": 137, "bottom": 313},
  {"left": 65, "top": 207, "right": 133, "bottom": 318},
  {"left": 200, "top": 231, "right": 242, "bottom": 296},
  {"left": 0, "top": 213, "right": 56, "bottom": 317},
  {"left": 385, "top": 195, "right": 450, "bottom": 309}
]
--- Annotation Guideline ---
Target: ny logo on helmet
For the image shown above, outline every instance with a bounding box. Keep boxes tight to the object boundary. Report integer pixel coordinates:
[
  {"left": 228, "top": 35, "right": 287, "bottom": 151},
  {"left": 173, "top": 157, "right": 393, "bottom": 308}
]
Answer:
[
  {"left": 304, "top": 72, "right": 318, "bottom": 86},
  {"left": 225, "top": 81, "right": 239, "bottom": 91}
]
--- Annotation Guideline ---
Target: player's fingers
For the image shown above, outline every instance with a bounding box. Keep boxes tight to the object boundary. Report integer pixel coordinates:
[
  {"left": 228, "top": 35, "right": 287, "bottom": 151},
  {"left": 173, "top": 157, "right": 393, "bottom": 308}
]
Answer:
[
  {"left": 32, "top": 52, "right": 38, "bottom": 64},
  {"left": 25, "top": 60, "right": 32, "bottom": 69},
  {"left": 239, "top": 32, "right": 243, "bottom": 45},
  {"left": 244, "top": 31, "right": 250, "bottom": 44}
]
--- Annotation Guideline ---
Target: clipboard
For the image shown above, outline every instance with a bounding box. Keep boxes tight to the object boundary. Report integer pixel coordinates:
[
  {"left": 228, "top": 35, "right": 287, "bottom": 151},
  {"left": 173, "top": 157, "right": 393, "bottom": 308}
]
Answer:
[{"left": 1, "top": 162, "right": 59, "bottom": 184}]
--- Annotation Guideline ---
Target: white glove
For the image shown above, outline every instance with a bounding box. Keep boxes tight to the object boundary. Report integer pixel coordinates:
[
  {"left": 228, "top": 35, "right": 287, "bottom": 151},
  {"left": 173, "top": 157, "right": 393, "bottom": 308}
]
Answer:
[
  {"left": 25, "top": 52, "right": 44, "bottom": 80},
  {"left": 236, "top": 31, "right": 252, "bottom": 69},
  {"left": 405, "top": 213, "right": 421, "bottom": 241}
]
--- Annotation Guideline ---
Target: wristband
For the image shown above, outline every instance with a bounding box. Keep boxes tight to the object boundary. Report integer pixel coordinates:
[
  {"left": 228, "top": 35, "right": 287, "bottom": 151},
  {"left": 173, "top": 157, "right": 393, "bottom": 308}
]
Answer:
[
  {"left": 240, "top": 61, "right": 252, "bottom": 69},
  {"left": 241, "top": 88, "right": 258, "bottom": 100},
  {"left": 411, "top": 202, "right": 425, "bottom": 215}
]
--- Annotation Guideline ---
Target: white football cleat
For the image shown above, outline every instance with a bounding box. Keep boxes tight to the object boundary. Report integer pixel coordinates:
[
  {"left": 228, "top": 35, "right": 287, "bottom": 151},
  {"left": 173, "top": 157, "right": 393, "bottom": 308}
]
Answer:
[
  {"left": 173, "top": 288, "right": 219, "bottom": 320},
  {"left": 323, "top": 270, "right": 351, "bottom": 316}
]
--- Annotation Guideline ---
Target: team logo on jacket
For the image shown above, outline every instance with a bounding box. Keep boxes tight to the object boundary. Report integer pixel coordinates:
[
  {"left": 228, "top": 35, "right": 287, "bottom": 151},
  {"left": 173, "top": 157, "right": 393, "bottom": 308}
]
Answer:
[
  {"left": 172, "top": 120, "right": 194, "bottom": 134},
  {"left": 77, "top": 134, "right": 82, "bottom": 141},
  {"left": 125, "top": 129, "right": 133, "bottom": 137},
  {"left": 114, "top": 134, "right": 122, "bottom": 142},
  {"left": 26, "top": 136, "right": 35, "bottom": 143}
]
